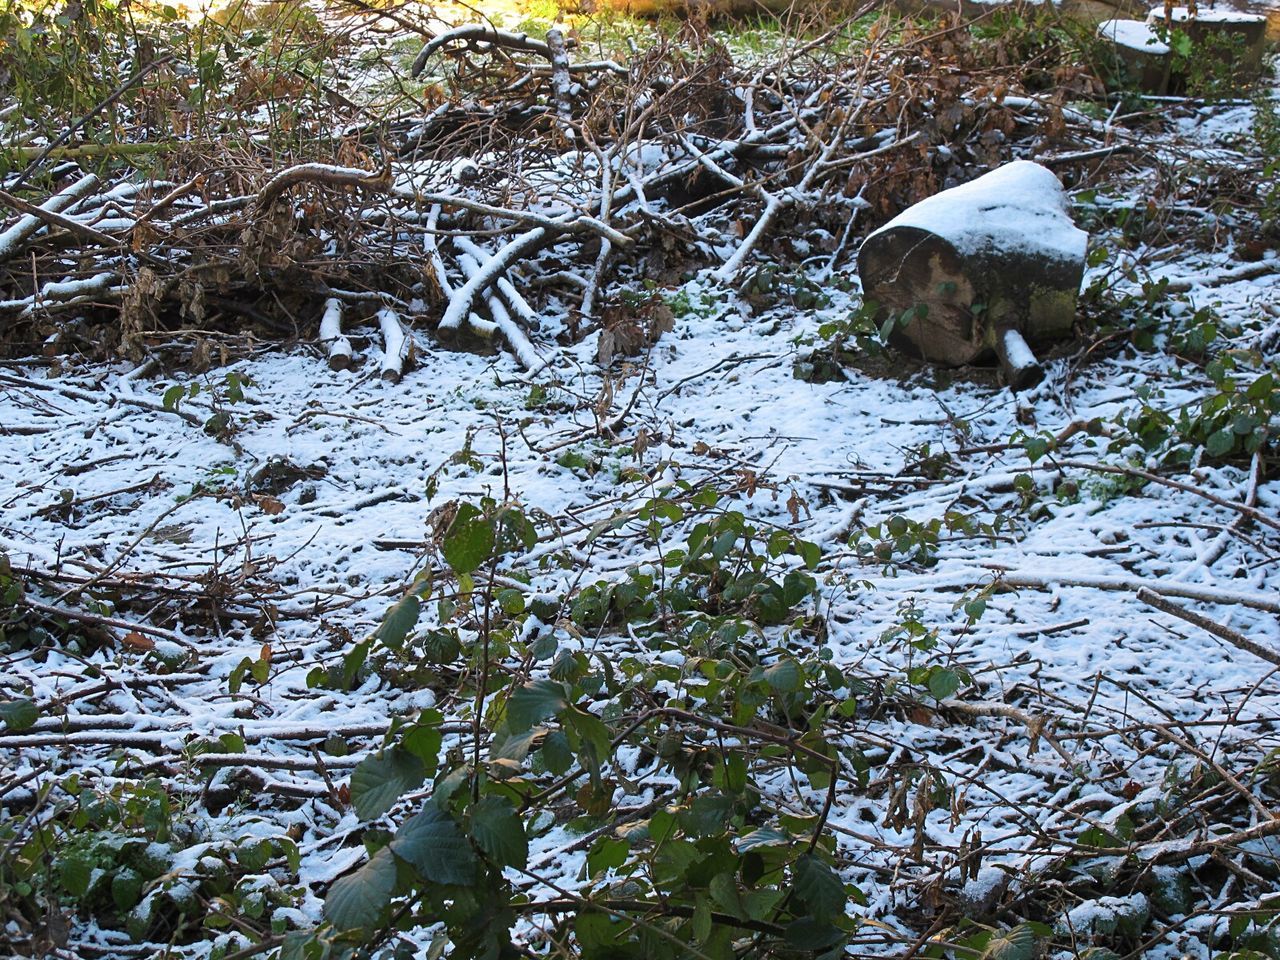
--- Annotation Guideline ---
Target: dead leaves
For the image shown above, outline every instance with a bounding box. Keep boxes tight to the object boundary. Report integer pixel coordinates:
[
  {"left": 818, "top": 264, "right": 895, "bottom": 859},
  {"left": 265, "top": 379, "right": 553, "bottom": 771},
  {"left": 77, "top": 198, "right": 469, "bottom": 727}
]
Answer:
[
  {"left": 121, "top": 630, "right": 155, "bottom": 651},
  {"left": 597, "top": 296, "right": 674, "bottom": 367}
]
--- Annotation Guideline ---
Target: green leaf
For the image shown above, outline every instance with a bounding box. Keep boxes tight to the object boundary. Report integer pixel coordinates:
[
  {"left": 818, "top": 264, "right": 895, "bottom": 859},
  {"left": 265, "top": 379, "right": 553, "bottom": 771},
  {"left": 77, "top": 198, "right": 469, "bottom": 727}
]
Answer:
[
  {"left": 576, "top": 912, "right": 626, "bottom": 953},
  {"left": 324, "top": 847, "right": 396, "bottom": 930},
  {"left": 564, "top": 706, "right": 612, "bottom": 766},
  {"left": 349, "top": 748, "right": 425, "bottom": 820},
  {"left": 784, "top": 917, "right": 846, "bottom": 951},
  {"left": 540, "top": 730, "right": 574, "bottom": 774},
  {"left": 375, "top": 594, "right": 420, "bottom": 651},
  {"left": 793, "top": 854, "right": 845, "bottom": 920},
  {"left": 421, "top": 629, "right": 462, "bottom": 664},
  {"left": 681, "top": 794, "right": 735, "bottom": 838},
  {"left": 1232, "top": 413, "right": 1261, "bottom": 436},
  {"left": 1024, "top": 436, "right": 1050, "bottom": 463},
  {"left": 1246, "top": 372, "right": 1274, "bottom": 401},
  {"left": 0, "top": 698, "right": 38, "bottom": 731},
  {"left": 111, "top": 869, "right": 143, "bottom": 912},
  {"left": 709, "top": 872, "right": 746, "bottom": 919},
  {"left": 586, "top": 837, "right": 628, "bottom": 877},
  {"left": 390, "top": 804, "right": 477, "bottom": 885},
  {"left": 60, "top": 854, "right": 93, "bottom": 897},
  {"left": 470, "top": 795, "right": 528, "bottom": 869},
  {"left": 692, "top": 895, "right": 712, "bottom": 942},
  {"left": 763, "top": 659, "right": 803, "bottom": 694},
  {"left": 497, "top": 588, "right": 526, "bottom": 615},
  {"left": 927, "top": 667, "right": 960, "bottom": 701},
  {"left": 981, "top": 923, "right": 1036, "bottom": 960},
  {"left": 508, "top": 679, "right": 569, "bottom": 732},
  {"left": 402, "top": 723, "right": 443, "bottom": 773},
  {"left": 443, "top": 503, "right": 495, "bottom": 574},
  {"left": 1205, "top": 428, "right": 1236, "bottom": 458}
]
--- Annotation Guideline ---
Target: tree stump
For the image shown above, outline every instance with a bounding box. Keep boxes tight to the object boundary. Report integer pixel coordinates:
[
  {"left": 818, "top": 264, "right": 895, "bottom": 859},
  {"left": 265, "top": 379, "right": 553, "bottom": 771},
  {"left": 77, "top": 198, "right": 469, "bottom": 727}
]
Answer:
[
  {"left": 1146, "top": 6, "right": 1267, "bottom": 92},
  {"left": 857, "top": 160, "right": 1088, "bottom": 391},
  {"left": 1097, "top": 19, "right": 1171, "bottom": 94}
]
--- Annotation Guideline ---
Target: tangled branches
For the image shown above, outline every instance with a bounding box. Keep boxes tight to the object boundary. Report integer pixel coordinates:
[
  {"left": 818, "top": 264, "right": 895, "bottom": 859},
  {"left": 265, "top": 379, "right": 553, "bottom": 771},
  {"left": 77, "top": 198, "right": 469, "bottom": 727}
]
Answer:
[{"left": 0, "top": 3, "right": 1112, "bottom": 375}]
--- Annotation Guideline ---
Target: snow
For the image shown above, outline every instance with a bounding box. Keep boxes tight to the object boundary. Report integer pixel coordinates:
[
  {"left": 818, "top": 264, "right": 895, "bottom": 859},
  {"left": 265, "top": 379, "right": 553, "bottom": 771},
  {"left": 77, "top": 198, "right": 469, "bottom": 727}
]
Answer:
[
  {"left": 863, "top": 159, "right": 1089, "bottom": 265},
  {"left": 3, "top": 69, "right": 1280, "bottom": 960},
  {"left": 1098, "top": 18, "right": 1172, "bottom": 54},
  {"left": 1000, "top": 328, "right": 1040, "bottom": 372},
  {"left": 1147, "top": 4, "right": 1266, "bottom": 22}
]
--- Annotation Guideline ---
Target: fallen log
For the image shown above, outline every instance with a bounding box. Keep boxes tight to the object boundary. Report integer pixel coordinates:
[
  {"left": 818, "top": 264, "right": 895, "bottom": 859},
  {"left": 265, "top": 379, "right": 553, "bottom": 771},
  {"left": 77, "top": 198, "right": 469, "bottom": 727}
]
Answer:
[
  {"left": 378, "top": 307, "right": 410, "bottom": 383},
  {"left": 857, "top": 160, "right": 1088, "bottom": 390},
  {"left": 319, "top": 297, "right": 353, "bottom": 371}
]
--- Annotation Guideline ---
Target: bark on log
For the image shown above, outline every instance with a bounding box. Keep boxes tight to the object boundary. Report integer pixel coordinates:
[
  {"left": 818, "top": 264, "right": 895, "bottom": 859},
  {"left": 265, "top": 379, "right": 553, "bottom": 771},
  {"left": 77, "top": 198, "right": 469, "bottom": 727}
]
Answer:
[{"left": 857, "top": 160, "right": 1087, "bottom": 390}]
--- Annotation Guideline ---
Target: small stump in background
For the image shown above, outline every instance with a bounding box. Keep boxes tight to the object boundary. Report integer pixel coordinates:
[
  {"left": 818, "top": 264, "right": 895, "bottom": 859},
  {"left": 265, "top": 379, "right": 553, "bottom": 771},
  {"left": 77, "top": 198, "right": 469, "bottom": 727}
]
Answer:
[
  {"left": 1147, "top": 6, "right": 1268, "bottom": 92},
  {"left": 1098, "top": 18, "right": 1172, "bottom": 93},
  {"left": 857, "top": 160, "right": 1088, "bottom": 392}
]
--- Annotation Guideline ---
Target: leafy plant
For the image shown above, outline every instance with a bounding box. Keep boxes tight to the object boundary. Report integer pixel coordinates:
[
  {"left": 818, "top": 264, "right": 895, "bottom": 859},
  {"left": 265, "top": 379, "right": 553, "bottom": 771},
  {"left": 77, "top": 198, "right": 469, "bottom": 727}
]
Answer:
[
  {"left": 292, "top": 486, "right": 875, "bottom": 959},
  {"left": 1255, "top": 92, "right": 1280, "bottom": 239}
]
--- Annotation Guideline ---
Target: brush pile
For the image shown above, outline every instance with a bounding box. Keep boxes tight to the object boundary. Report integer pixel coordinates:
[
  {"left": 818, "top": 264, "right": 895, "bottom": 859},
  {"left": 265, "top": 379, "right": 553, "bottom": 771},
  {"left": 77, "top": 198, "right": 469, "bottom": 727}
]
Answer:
[{"left": 1, "top": 3, "right": 1113, "bottom": 377}]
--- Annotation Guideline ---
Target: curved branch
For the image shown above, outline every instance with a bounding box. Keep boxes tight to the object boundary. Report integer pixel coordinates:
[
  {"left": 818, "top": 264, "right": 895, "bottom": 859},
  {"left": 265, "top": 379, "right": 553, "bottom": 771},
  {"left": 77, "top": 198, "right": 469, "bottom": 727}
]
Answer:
[{"left": 411, "top": 25, "right": 564, "bottom": 78}]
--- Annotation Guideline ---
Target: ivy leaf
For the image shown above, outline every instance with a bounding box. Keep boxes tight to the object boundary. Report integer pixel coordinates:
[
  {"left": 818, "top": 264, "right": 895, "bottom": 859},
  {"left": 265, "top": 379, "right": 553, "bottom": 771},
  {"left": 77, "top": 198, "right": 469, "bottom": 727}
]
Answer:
[
  {"left": 443, "top": 503, "right": 495, "bottom": 574},
  {"left": 349, "top": 749, "right": 425, "bottom": 820},
  {"left": 793, "top": 854, "right": 846, "bottom": 920},
  {"left": 324, "top": 847, "right": 396, "bottom": 930},
  {"left": 470, "top": 795, "right": 528, "bottom": 869},
  {"left": 390, "top": 804, "right": 477, "bottom": 885},
  {"left": 981, "top": 923, "right": 1036, "bottom": 960},
  {"left": 0, "top": 698, "right": 38, "bottom": 731},
  {"left": 375, "top": 594, "right": 420, "bottom": 651},
  {"left": 507, "top": 679, "right": 569, "bottom": 732}
]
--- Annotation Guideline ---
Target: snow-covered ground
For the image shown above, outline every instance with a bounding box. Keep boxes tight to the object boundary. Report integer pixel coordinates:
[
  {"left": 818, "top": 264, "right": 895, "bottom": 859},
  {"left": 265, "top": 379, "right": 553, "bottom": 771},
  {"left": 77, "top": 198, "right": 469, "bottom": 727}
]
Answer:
[{"left": 2, "top": 94, "right": 1279, "bottom": 959}]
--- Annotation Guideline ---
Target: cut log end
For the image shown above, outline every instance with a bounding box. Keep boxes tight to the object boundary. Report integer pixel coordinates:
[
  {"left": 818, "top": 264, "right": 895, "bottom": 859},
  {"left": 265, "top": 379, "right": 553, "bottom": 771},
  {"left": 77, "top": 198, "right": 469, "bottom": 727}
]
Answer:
[
  {"left": 327, "top": 353, "right": 352, "bottom": 372},
  {"left": 995, "top": 327, "right": 1044, "bottom": 391}
]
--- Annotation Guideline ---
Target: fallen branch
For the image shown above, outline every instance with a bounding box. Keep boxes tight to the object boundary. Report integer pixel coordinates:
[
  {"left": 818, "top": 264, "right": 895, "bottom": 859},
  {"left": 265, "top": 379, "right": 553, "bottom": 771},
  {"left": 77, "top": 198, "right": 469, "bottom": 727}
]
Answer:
[
  {"left": 0, "top": 175, "right": 102, "bottom": 263},
  {"left": 411, "top": 25, "right": 565, "bottom": 78},
  {"left": 993, "top": 569, "right": 1280, "bottom": 615},
  {"left": 441, "top": 228, "right": 548, "bottom": 332},
  {"left": 0, "top": 371, "right": 203, "bottom": 426},
  {"left": 19, "top": 597, "right": 195, "bottom": 649},
  {"left": 255, "top": 162, "right": 392, "bottom": 209},
  {"left": 151, "top": 752, "right": 365, "bottom": 771},
  {"left": 1055, "top": 459, "right": 1280, "bottom": 535},
  {"left": 1163, "top": 259, "right": 1278, "bottom": 293},
  {"left": 454, "top": 244, "right": 545, "bottom": 370},
  {"left": 1136, "top": 587, "right": 1280, "bottom": 666}
]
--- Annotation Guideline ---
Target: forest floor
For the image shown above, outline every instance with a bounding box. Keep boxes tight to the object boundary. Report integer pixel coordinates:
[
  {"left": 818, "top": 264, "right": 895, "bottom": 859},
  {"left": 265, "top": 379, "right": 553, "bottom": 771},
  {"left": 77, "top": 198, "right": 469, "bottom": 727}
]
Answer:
[{"left": 2, "top": 4, "right": 1280, "bottom": 960}]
